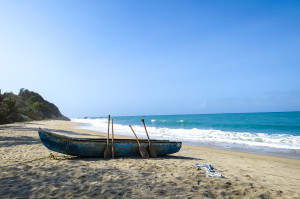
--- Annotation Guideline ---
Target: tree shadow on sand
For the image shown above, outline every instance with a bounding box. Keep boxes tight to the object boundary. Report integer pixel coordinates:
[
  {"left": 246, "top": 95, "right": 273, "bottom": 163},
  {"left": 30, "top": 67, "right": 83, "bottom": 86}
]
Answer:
[
  {"left": 0, "top": 125, "right": 39, "bottom": 132},
  {"left": 0, "top": 163, "right": 133, "bottom": 198},
  {"left": 0, "top": 156, "right": 277, "bottom": 199},
  {"left": 0, "top": 136, "right": 41, "bottom": 148}
]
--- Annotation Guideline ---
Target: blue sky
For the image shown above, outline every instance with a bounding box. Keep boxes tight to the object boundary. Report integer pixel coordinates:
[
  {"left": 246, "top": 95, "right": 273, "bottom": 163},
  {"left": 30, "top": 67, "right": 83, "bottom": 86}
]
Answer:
[{"left": 1, "top": 0, "right": 300, "bottom": 117}]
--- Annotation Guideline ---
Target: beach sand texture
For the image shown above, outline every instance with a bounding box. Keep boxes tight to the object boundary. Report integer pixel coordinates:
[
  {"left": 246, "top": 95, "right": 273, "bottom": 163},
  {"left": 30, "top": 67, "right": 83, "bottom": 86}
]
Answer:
[{"left": 1, "top": 120, "right": 299, "bottom": 198}]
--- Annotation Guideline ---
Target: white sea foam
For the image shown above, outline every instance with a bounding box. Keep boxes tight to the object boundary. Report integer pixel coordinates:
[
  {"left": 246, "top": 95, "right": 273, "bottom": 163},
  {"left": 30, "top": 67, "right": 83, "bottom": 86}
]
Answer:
[{"left": 71, "top": 118, "right": 300, "bottom": 150}]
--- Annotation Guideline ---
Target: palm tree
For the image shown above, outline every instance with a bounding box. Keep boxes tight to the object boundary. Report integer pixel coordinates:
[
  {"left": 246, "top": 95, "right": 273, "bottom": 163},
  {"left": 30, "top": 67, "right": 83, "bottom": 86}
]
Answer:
[
  {"left": 3, "top": 97, "right": 20, "bottom": 122},
  {"left": 0, "top": 89, "right": 2, "bottom": 103}
]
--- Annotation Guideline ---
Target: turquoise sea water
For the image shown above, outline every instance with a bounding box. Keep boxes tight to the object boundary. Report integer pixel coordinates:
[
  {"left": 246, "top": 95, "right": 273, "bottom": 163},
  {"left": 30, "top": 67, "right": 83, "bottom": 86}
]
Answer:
[{"left": 72, "top": 111, "right": 300, "bottom": 158}]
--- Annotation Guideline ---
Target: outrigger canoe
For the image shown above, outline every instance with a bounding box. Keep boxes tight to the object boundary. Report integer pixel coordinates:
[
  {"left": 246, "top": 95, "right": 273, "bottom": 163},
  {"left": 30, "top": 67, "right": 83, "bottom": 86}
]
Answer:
[{"left": 38, "top": 128, "right": 182, "bottom": 157}]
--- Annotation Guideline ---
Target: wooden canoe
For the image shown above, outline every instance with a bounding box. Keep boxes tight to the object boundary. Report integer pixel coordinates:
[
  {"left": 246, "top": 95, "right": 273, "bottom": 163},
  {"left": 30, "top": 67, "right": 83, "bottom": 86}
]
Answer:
[{"left": 38, "top": 128, "right": 182, "bottom": 157}]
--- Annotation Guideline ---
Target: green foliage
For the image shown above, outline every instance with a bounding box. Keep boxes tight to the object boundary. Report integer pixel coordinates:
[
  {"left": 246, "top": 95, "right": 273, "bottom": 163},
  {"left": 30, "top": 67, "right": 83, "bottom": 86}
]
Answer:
[
  {"left": 0, "top": 88, "right": 69, "bottom": 124},
  {"left": 0, "top": 98, "right": 5, "bottom": 124},
  {"left": 19, "top": 88, "right": 33, "bottom": 99},
  {"left": 25, "top": 95, "right": 44, "bottom": 105},
  {"left": 4, "top": 97, "right": 16, "bottom": 112},
  {"left": 0, "top": 97, "right": 22, "bottom": 124},
  {"left": 31, "top": 102, "right": 50, "bottom": 116}
]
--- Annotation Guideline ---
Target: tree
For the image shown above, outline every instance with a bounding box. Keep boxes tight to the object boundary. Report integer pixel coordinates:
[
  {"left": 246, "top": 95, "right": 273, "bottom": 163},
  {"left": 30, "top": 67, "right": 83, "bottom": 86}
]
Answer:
[
  {"left": 1, "top": 97, "right": 22, "bottom": 123},
  {"left": 0, "top": 88, "right": 69, "bottom": 124}
]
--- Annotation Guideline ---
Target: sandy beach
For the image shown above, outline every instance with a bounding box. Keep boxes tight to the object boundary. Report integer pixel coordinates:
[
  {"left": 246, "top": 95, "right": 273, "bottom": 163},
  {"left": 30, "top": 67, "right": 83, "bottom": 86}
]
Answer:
[{"left": 0, "top": 120, "right": 299, "bottom": 198}]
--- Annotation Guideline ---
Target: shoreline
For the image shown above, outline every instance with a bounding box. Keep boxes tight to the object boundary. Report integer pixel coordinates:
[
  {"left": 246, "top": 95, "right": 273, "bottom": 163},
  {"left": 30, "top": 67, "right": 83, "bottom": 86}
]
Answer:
[
  {"left": 1, "top": 120, "right": 299, "bottom": 198},
  {"left": 183, "top": 140, "right": 300, "bottom": 160},
  {"left": 72, "top": 121, "right": 300, "bottom": 160}
]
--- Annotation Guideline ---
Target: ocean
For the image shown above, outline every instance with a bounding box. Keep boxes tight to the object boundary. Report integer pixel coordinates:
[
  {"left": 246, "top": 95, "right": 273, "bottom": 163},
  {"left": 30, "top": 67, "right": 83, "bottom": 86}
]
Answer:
[{"left": 72, "top": 111, "right": 300, "bottom": 159}]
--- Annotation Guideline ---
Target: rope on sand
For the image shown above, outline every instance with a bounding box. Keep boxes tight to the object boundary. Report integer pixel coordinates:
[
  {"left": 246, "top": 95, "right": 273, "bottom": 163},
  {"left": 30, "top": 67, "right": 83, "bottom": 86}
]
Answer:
[
  {"left": 49, "top": 153, "right": 69, "bottom": 160},
  {"left": 195, "top": 163, "right": 223, "bottom": 178}
]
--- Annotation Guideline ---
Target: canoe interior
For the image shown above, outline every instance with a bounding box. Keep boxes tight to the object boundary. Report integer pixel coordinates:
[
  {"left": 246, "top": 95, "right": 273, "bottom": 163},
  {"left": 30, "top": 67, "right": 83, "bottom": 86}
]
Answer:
[{"left": 38, "top": 128, "right": 182, "bottom": 157}]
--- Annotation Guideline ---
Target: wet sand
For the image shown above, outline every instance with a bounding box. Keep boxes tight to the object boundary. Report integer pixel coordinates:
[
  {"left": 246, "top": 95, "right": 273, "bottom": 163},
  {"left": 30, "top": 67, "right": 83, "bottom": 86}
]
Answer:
[{"left": 0, "top": 120, "right": 299, "bottom": 198}]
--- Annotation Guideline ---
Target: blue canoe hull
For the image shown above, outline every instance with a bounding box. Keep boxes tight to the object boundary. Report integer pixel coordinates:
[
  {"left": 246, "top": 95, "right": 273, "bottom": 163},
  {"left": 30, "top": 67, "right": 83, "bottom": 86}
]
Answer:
[{"left": 38, "top": 128, "right": 182, "bottom": 157}]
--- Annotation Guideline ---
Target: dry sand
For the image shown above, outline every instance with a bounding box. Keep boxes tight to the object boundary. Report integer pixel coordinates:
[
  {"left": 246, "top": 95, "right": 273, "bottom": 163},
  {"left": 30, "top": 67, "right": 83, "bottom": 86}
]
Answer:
[{"left": 0, "top": 120, "right": 299, "bottom": 198}]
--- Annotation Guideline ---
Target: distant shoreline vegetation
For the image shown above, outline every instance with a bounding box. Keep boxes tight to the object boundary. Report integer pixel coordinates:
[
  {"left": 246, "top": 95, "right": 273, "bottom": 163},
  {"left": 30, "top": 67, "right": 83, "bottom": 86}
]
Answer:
[{"left": 0, "top": 88, "right": 69, "bottom": 125}]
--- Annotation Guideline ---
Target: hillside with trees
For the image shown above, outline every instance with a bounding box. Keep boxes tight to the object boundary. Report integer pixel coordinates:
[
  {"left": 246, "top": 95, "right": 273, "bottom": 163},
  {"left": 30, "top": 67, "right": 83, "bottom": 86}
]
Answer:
[{"left": 0, "top": 88, "right": 70, "bottom": 124}]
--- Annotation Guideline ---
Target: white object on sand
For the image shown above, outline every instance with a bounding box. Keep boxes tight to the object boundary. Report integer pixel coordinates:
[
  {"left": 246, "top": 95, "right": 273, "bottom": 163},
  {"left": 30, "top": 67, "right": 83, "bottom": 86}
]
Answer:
[{"left": 195, "top": 163, "right": 223, "bottom": 178}]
